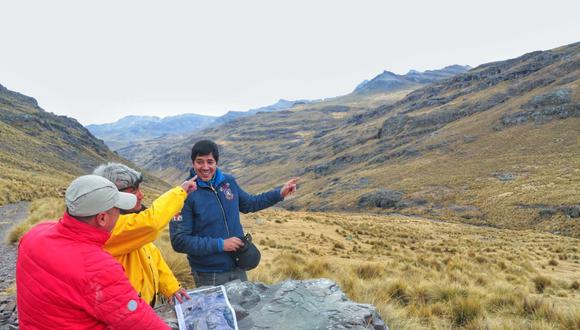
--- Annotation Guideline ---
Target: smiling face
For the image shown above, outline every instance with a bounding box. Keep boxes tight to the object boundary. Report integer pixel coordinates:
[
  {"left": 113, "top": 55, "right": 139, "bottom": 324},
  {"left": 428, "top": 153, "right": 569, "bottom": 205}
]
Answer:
[{"left": 193, "top": 154, "right": 217, "bottom": 182}]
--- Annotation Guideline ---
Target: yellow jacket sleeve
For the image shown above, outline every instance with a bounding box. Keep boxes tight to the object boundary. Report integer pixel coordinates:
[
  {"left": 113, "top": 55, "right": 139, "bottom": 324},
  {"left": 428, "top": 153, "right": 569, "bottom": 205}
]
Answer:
[
  {"left": 151, "top": 244, "right": 181, "bottom": 298},
  {"left": 105, "top": 186, "right": 187, "bottom": 256}
]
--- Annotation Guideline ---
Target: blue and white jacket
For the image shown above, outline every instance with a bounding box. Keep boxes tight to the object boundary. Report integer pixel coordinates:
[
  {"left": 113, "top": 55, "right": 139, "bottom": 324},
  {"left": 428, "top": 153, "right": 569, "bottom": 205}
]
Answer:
[{"left": 169, "top": 168, "right": 283, "bottom": 272}]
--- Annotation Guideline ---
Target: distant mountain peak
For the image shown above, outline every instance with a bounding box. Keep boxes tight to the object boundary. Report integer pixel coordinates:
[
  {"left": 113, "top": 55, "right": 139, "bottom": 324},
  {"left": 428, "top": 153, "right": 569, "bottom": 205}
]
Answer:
[
  {"left": 381, "top": 70, "right": 397, "bottom": 76},
  {"left": 86, "top": 113, "right": 217, "bottom": 150},
  {"left": 404, "top": 64, "right": 471, "bottom": 77},
  {"left": 354, "top": 64, "right": 470, "bottom": 94},
  {"left": 246, "top": 98, "right": 316, "bottom": 113}
]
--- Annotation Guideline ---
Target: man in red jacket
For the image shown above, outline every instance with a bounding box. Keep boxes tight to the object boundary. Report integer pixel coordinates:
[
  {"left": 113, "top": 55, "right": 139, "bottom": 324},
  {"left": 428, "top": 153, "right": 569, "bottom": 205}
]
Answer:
[{"left": 16, "top": 175, "right": 170, "bottom": 329}]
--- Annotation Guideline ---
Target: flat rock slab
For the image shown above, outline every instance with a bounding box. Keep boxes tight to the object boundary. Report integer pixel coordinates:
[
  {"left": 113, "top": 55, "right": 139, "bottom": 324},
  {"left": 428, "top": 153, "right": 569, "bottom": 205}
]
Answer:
[{"left": 157, "top": 279, "right": 388, "bottom": 330}]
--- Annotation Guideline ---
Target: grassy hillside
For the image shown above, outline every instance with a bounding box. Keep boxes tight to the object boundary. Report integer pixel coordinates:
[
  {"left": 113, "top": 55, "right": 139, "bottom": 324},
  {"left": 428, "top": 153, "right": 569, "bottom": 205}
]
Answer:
[
  {"left": 0, "top": 84, "right": 170, "bottom": 205},
  {"left": 155, "top": 209, "right": 580, "bottom": 329},
  {"left": 122, "top": 42, "right": 580, "bottom": 237}
]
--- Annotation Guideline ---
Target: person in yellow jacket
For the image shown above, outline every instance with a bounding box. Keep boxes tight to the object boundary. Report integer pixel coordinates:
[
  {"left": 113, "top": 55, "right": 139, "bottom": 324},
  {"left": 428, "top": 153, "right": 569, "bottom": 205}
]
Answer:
[{"left": 94, "top": 162, "right": 197, "bottom": 306}]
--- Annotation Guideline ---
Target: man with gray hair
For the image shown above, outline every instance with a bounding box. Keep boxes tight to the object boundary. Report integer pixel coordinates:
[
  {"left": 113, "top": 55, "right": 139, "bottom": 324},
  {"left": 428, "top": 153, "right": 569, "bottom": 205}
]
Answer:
[
  {"left": 94, "top": 162, "right": 196, "bottom": 306},
  {"left": 17, "top": 175, "right": 170, "bottom": 329}
]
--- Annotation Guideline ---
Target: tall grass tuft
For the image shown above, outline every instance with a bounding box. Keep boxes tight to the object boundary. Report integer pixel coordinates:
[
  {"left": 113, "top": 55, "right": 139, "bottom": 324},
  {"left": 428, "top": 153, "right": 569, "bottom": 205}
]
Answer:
[
  {"left": 354, "top": 263, "right": 384, "bottom": 280},
  {"left": 386, "top": 280, "right": 411, "bottom": 306},
  {"left": 450, "top": 297, "right": 483, "bottom": 327},
  {"left": 532, "top": 275, "right": 552, "bottom": 293}
]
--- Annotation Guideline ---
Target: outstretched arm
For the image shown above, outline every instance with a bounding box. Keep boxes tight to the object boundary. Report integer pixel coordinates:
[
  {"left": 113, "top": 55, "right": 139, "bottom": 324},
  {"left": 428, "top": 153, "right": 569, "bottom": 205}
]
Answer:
[
  {"left": 105, "top": 187, "right": 186, "bottom": 255},
  {"left": 237, "top": 177, "right": 298, "bottom": 213},
  {"left": 106, "top": 178, "right": 197, "bottom": 256}
]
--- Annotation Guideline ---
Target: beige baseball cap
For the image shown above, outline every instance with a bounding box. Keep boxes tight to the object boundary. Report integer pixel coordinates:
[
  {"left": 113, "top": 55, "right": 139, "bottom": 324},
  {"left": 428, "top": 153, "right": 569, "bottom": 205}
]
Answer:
[{"left": 65, "top": 175, "right": 137, "bottom": 217}]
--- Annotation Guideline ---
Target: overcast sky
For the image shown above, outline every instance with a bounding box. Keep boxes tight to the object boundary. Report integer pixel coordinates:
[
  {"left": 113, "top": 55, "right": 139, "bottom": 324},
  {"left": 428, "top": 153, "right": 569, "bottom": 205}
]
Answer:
[{"left": 1, "top": 0, "right": 578, "bottom": 125}]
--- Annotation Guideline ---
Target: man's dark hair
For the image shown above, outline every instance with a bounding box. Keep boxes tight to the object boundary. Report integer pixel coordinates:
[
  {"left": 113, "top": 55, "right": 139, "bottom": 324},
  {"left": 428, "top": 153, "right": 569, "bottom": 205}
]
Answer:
[{"left": 191, "top": 140, "right": 220, "bottom": 163}]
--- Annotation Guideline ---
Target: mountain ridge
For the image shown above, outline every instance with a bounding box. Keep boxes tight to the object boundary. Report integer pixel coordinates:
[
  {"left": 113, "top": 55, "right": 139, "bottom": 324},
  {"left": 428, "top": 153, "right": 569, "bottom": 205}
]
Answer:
[
  {"left": 354, "top": 65, "right": 471, "bottom": 94},
  {"left": 0, "top": 83, "right": 170, "bottom": 205},
  {"left": 87, "top": 99, "right": 318, "bottom": 150},
  {"left": 88, "top": 65, "right": 468, "bottom": 150}
]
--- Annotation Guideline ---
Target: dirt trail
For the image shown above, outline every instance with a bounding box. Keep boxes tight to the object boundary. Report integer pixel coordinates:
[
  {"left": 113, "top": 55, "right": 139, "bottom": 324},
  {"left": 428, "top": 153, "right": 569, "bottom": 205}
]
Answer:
[{"left": 0, "top": 202, "right": 29, "bottom": 293}]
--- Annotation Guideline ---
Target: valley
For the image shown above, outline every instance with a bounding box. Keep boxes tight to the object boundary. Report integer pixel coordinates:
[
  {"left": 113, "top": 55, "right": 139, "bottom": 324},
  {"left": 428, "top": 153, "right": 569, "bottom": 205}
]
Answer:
[{"left": 1, "top": 41, "right": 578, "bottom": 329}]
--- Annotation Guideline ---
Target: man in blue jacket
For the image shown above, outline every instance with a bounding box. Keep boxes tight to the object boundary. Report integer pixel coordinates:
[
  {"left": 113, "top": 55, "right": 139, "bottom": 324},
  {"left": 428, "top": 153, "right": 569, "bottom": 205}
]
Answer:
[{"left": 170, "top": 140, "right": 298, "bottom": 286}]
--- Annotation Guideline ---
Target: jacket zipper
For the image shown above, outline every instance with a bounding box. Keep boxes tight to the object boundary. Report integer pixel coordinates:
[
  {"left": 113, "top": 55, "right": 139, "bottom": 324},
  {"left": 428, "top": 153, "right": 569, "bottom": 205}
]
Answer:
[{"left": 210, "top": 184, "right": 231, "bottom": 236}]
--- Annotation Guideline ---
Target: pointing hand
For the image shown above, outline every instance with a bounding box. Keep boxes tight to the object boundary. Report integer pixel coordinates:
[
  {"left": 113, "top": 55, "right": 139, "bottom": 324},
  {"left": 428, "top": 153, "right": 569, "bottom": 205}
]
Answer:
[
  {"left": 181, "top": 175, "right": 198, "bottom": 193},
  {"left": 280, "top": 178, "right": 299, "bottom": 198}
]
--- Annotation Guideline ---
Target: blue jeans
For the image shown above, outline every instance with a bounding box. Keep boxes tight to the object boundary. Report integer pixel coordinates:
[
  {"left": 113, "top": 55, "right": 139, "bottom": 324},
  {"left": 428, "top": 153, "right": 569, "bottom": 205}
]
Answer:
[{"left": 192, "top": 269, "right": 248, "bottom": 287}]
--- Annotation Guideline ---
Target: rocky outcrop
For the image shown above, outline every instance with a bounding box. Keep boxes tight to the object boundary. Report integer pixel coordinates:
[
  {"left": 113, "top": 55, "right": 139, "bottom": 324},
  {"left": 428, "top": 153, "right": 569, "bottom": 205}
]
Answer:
[
  {"left": 495, "top": 88, "right": 579, "bottom": 130},
  {"left": 0, "top": 84, "right": 39, "bottom": 108},
  {"left": 358, "top": 189, "right": 404, "bottom": 209},
  {"left": 357, "top": 190, "right": 428, "bottom": 210},
  {"left": 518, "top": 204, "right": 580, "bottom": 219},
  {"left": 370, "top": 43, "right": 579, "bottom": 138},
  {"left": 157, "top": 279, "right": 387, "bottom": 330}
]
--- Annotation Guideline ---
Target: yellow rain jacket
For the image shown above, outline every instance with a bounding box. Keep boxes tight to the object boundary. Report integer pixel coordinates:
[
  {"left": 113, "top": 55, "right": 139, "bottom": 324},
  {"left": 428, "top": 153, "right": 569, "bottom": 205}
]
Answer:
[{"left": 105, "top": 186, "right": 187, "bottom": 304}]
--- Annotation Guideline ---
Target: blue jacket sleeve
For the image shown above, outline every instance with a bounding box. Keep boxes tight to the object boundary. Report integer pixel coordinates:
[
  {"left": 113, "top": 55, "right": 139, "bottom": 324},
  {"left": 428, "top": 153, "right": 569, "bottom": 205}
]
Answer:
[
  {"left": 235, "top": 178, "right": 284, "bottom": 214},
  {"left": 169, "top": 196, "right": 223, "bottom": 256}
]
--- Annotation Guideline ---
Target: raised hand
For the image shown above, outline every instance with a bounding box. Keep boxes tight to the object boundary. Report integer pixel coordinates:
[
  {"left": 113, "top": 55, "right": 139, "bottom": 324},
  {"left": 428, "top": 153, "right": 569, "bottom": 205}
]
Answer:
[{"left": 280, "top": 178, "right": 299, "bottom": 198}]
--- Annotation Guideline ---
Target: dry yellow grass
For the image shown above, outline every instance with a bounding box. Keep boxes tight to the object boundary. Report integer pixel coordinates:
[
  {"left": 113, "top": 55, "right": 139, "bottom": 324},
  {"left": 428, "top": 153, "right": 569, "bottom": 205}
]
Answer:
[{"left": 159, "top": 209, "right": 579, "bottom": 330}]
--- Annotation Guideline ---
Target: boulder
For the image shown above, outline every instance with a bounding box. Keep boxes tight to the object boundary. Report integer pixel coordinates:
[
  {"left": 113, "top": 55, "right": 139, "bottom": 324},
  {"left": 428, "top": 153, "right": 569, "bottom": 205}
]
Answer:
[
  {"left": 492, "top": 172, "right": 517, "bottom": 182},
  {"left": 358, "top": 189, "right": 404, "bottom": 209},
  {"left": 560, "top": 205, "right": 580, "bottom": 218},
  {"left": 156, "top": 279, "right": 387, "bottom": 330}
]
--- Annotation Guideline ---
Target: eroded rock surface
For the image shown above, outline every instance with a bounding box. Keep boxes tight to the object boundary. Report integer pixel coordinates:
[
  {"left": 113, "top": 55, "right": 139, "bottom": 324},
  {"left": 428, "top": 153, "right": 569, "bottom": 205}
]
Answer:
[{"left": 157, "top": 279, "right": 388, "bottom": 330}]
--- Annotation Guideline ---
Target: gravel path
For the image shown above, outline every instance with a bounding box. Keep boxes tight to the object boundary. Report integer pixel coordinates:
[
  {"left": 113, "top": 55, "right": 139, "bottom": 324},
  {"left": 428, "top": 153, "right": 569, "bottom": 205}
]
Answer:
[{"left": 0, "top": 202, "right": 29, "bottom": 293}]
